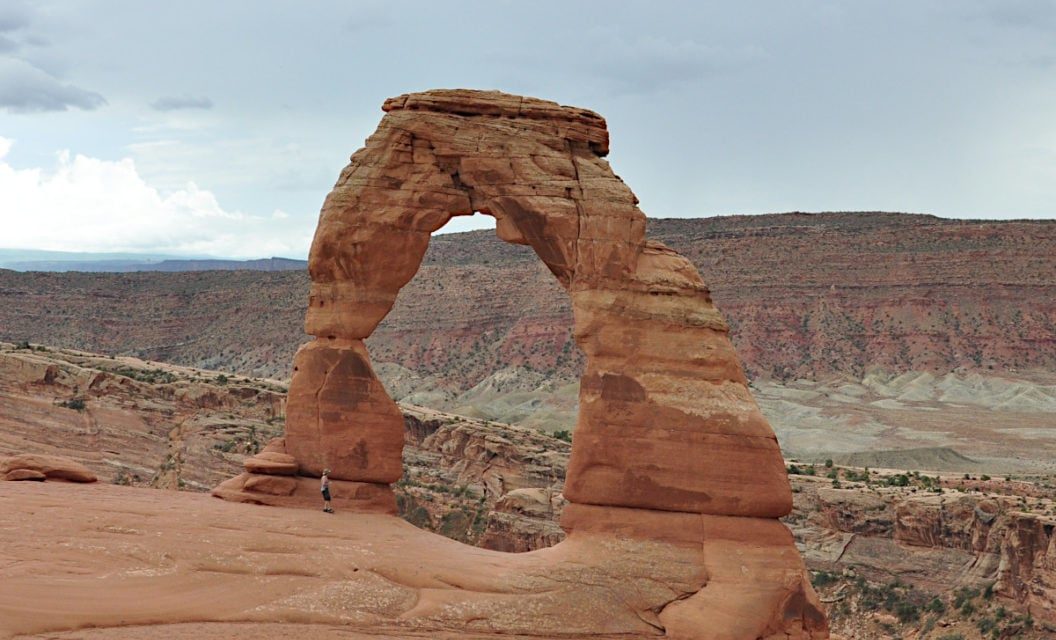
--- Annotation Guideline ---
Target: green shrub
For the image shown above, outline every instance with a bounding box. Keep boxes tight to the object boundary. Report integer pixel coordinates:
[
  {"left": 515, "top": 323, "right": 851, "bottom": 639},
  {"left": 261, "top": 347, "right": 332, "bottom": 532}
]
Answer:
[
  {"left": 895, "top": 601, "right": 919, "bottom": 623},
  {"left": 61, "top": 398, "right": 86, "bottom": 411},
  {"left": 954, "top": 586, "right": 979, "bottom": 609},
  {"left": 885, "top": 473, "right": 910, "bottom": 487},
  {"left": 112, "top": 469, "right": 135, "bottom": 486},
  {"left": 976, "top": 616, "right": 997, "bottom": 634},
  {"left": 810, "top": 570, "right": 838, "bottom": 588}
]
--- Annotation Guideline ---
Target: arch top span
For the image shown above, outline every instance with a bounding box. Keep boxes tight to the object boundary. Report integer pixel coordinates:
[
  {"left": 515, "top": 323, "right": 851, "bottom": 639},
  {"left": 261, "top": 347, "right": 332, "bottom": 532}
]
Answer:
[{"left": 306, "top": 89, "right": 647, "bottom": 342}]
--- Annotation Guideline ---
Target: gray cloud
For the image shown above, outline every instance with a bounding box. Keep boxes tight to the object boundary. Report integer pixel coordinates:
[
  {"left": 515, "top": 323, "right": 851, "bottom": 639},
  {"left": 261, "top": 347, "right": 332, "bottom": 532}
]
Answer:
[
  {"left": 150, "top": 95, "right": 214, "bottom": 111},
  {"left": 342, "top": 5, "right": 393, "bottom": 34},
  {"left": 583, "top": 28, "right": 767, "bottom": 96},
  {"left": 985, "top": 0, "right": 1056, "bottom": 30},
  {"left": 0, "top": 58, "right": 106, "bottom": 112},
  {"left": 0, "top": 4, "right": 29, "bottom": 33},
  {"left": 0, "top": 2, "right": 30, "bottom": 52},
  {"left": 1, "top": 0, "right": 1054, "bottom": 238}
]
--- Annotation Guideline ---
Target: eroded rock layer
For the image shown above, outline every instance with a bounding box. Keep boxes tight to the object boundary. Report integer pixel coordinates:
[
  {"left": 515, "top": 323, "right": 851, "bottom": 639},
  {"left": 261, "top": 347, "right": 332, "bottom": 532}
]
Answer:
[{"left": 217, "top": 89, "right": 826, "bottom": 639}]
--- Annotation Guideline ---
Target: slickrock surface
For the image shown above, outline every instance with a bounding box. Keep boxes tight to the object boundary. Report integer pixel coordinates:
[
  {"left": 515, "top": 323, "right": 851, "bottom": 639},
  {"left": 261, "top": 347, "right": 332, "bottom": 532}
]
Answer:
[
  {"left": 0, "top": 482, "right": 716, "bottom": 640},
  {"left": 5, "top": 343, "right": 1056, "bottom": 638},
  {"left": 214, "top": 89, "right": 825, "bottom": 639}
]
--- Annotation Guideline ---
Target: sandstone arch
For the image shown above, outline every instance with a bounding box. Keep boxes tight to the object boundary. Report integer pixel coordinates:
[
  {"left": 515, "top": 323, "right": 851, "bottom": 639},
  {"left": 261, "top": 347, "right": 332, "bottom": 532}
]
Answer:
[{"left": 215, "top": 89, "right": 827, "bottom": 639}]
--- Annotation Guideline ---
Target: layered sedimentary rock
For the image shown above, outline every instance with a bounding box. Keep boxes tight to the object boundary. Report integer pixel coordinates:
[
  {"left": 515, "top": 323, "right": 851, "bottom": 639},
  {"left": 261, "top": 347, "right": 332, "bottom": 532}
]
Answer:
[
  {"left": 1, "top": 454, "right": 97, "bottom": 483},
  {"left": 215, "top": 89, "right": 826, "bottom": 639}
]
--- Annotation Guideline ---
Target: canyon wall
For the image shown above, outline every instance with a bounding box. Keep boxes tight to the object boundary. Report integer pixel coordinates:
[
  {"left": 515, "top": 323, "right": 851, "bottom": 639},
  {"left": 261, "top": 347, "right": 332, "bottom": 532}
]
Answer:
[{"left": 1, "top": 214, "right": 1053, "bottom": 389}]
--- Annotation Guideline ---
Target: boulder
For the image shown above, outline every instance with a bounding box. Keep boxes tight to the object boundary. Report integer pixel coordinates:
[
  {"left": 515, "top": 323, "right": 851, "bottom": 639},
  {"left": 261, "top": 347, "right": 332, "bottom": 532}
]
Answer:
[
  {"left": 243, "top": 451, "right": 298, "bottom": 476},
  {"left": 0, "top": 454, "right": 97, "bottom": 483},
  {"left": 3, "top": 469, "right": 46, "bottom": 482}
]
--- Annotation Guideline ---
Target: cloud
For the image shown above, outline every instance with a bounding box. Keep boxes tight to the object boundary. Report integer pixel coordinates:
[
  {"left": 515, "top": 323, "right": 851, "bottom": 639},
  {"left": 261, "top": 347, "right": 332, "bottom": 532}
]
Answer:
[
  {"left": 0, "top": 4, "right": 30, "bottom": 33},
  {"left": 984, "top": 0, "right": 1056, "bottom": 30},
  {"left": 590, "top": 32, "right": 766, "bottom": 94},
  {"left": 150, "top": 95, "right": 214, "bottom": 111},
  {"left": 0, "top": 58, "right": 105, "bottom": 112},
  {"left": 0, "top": 139, "right": 313, "bottom": 258}
]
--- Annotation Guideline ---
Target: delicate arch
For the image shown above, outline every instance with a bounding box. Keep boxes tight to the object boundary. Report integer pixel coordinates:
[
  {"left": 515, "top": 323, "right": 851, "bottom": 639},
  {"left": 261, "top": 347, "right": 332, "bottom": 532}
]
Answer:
[
  {"left": 212, "top": 90, "right": 827, "bottom": 639},
  {"left": 283, "top": 89, "right": 789, "bottom": 517}
]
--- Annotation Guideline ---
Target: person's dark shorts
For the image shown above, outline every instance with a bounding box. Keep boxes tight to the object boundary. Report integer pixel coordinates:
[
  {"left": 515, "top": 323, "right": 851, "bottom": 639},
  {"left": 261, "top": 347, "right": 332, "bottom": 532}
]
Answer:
[{"left": 322, "top": 488, "right": 331, "bottom": 501}]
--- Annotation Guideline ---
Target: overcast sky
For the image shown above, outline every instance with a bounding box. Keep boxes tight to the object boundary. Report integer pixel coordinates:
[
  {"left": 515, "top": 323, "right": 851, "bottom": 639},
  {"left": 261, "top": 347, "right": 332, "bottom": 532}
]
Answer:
[{"left": 0, "top": 1, "right": 1054, "bottom": 258}]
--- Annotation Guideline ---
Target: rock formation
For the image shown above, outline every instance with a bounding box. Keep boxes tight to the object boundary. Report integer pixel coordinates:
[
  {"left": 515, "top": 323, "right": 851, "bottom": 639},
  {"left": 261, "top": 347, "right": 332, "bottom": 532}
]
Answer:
[
  {"left": 215, "top": 89, "right": 826, "bottom": 639},
  {"left": 0, "top": 342, "right": 286, "bottom": 491},
  {"left": 1, "top": 454, "right": 96, "bottom": 483}
]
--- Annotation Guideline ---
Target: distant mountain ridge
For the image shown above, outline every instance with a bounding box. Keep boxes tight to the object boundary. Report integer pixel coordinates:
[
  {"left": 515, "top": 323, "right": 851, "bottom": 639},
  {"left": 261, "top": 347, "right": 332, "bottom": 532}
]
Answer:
[{"left": 1, "top": 253, "right": 307, "bottom": 272}]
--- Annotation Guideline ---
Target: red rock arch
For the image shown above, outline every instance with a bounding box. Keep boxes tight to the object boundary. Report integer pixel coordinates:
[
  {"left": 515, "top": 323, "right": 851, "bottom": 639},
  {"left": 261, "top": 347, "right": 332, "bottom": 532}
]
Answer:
[
  {"left": 215, "top": 90, "right": 827, "bottom": 639},
  {"left": 287, "top": 89, "right": 790, "bottom": 517}
]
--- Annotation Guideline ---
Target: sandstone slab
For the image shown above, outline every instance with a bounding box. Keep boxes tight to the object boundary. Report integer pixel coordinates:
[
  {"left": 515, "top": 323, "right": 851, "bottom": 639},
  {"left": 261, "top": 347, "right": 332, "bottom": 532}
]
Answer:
[
  {"left": 243, "top": 451, "right": 298, "bottom": 476},
  {"left": 0, "top": 454, "right": 97, "bottom": 483},
  {"left": 4, "top": 468, "right": 46, "bottom": 481},
  {"left": 213, "top": 473, "right": 397, "bottom": 514}
]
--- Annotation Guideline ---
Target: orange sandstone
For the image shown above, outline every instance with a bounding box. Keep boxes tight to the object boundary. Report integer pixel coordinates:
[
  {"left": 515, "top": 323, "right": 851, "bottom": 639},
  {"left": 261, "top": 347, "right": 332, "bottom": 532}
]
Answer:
[{"left": 215, "top": 89, "right": 827, "bottom": 639}]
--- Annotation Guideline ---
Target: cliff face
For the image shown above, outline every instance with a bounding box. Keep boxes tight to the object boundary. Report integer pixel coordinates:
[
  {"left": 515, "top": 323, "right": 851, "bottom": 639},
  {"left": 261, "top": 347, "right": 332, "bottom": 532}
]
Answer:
[
  {"left": 788, "top": 475, "right": 1056, "bottom": 638},
  {"left": 0, "top": 342, "right": 286, "bottom": 492},
  {"left": 2, "top": 212, "right": 1054, "bottom": 388}
]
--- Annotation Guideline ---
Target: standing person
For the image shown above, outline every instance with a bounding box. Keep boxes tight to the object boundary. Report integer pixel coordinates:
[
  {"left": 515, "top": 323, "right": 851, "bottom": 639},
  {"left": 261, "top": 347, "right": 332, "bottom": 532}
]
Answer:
[{"left": 321, "top": 468, "right": 334, "bottom": 513}]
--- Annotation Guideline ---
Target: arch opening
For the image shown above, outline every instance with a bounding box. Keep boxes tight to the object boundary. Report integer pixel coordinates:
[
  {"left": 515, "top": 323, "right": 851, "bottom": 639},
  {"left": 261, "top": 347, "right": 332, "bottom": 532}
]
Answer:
[
  {"left": 372, "top": 212, "right": 582, "bottom": 424},
  {"left": 371, "top": 212, "right": 582, "bottom": 548}
]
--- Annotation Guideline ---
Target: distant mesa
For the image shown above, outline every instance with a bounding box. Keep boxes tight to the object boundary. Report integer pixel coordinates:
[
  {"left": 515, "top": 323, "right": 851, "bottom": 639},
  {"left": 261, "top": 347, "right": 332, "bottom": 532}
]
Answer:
[
  {"left": 214, "top": 88, "right": 828, "bottom": 639},
  {"left": 830, "top": 447, "right": 979, "bottom": 472},
  {"left": 0, "top": 249, "right": 307, "bottom": 273}
]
